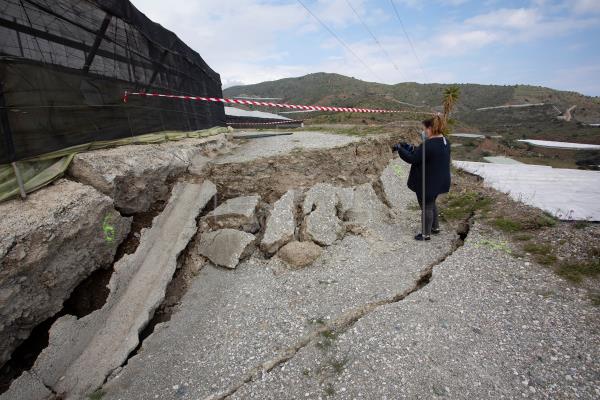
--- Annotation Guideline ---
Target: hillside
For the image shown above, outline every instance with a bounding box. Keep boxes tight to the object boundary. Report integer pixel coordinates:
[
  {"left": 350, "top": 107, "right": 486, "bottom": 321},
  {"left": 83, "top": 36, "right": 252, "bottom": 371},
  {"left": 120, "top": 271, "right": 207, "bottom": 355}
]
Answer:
[
  {"left": 224, "top": 73, "right": 600, "bottom": 117},
  {"left": 224, "top": 73, "right": 600, "bottom": 143}
]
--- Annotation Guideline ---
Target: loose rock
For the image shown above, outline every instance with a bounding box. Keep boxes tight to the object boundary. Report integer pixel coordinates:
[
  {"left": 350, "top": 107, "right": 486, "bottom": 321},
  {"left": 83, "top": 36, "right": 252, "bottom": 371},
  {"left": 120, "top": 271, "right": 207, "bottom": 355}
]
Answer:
[
  {"left": 261, "top": 190, "right": 299, "bottom": 255},
  {"left": 197, "top": 229, "right": 256, "bottom": 269},
  {"left": 300, "top": 184, "right": 344, "bottom": 246},
  {"left": 277, "top": 241, "right": 323, "bottom": 268},
  {"left": 200, "top": 195, "right": 261, "bottom": 233},
  {"left": 345, "top": 183, "right": 390, "bottom": 226}
]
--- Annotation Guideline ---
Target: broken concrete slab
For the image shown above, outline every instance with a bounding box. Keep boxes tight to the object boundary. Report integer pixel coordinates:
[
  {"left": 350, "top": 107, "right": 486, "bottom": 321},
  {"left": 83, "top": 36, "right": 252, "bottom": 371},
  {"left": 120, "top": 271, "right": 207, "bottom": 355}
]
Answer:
[
  {"left": 208, "top": 133, "right": 396, "bottom": 203},
  {"left": 300, "top": 184, "right": 344, "bottom": 246},
  {"left": 69, "top": 134, "right": 227, "bottom": 214},
  {"left": 380, "top": 157, "right": 411, "bottom": 209},
  {"left": 0, "top": 371, "right": 52, "bottom": 399},
  {"left": 101, "top": 212, "right": 456, "bottom": 400},
  {"left": 200, "top": 195, "right": 260, "bottom": 233},
  {"left": 0, "top": 179, "right": 131, "bottom": 369},
  {"left": 345, "top": 183, "right": 391, "bottom": 226},
  {"left": 336, "top": 187, "right": 355, "bottom": 216},
  {"left": 2, "top": 180, "right": 217, "bottom": 400},
  {"left": 197, "top": 229, "right": 256, "bottom": 269},
  {"left": 277, "top": 241, "right": 322, "bottom": 268},
  {"left": 261, "top": 190, "right": 299, "bottom": 255}
]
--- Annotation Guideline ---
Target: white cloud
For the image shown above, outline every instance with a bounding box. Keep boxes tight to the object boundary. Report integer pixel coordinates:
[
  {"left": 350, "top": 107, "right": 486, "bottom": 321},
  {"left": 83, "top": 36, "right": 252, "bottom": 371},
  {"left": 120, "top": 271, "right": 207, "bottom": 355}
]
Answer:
[
  {"left": 573, "top": 0, "right": 600, "bottom": 14},
  {"left": 466, "top": 8, "right": 541, "bottom": 29},
  {"left": 436, "top": 30, "right": 498, "bottom": 52},
  {"left": 129, "top": 0, "right": 600, "bottom": 94}
]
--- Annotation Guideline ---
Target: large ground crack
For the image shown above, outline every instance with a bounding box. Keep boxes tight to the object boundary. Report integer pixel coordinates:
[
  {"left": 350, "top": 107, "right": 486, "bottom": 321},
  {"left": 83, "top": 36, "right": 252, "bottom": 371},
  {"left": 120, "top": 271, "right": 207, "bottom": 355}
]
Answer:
[{"left": 202, "top": 215, "right": 474, "bottom": 400}]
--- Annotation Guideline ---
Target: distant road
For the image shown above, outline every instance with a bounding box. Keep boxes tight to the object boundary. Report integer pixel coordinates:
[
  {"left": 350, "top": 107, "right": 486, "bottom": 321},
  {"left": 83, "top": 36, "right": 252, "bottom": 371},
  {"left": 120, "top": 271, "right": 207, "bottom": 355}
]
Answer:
[{"left": 476, "top": 103, "right": 545, "bottom": 111}]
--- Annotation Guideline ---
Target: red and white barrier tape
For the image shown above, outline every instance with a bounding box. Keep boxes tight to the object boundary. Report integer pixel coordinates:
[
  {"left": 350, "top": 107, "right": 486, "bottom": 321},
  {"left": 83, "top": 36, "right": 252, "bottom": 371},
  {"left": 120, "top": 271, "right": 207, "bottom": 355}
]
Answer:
[
  {"left": 124, "top": 91, "right": 433, "bottom": 115},
  {"left": 227, "top": 120, "right": 303, "bottom": 126}
]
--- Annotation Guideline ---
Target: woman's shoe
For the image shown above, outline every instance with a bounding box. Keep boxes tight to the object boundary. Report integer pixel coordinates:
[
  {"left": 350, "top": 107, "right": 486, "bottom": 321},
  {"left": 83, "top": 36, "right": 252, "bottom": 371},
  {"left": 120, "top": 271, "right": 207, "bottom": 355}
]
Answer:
[
  {"left": 431, "top": 229, "right": 441, "bottom": 234},
  {"left": 414, "top": 233, "right": 431, "bottom": 241}
]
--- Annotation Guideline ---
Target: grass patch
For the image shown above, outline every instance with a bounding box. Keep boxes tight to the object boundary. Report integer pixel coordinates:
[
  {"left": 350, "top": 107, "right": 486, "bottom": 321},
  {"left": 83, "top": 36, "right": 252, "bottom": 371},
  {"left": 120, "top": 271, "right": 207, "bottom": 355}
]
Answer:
[
  {"left": 573, "top": 221, "right": 591, "bottom": 230},
  {"left": 514, "top": 233, "right": 532, "bottom": 241},
  {"left": 522, "top": 242, "right": 557, "bottom": 265},
  {"left": 589, "top": 293, "right": 600, "bottom": 306},
  {"left": 88, "top": 390, "right": 106, "bottom": 400},
  {"left": 529, "top": 214, "right": 558, "bottom": 229},
  {"left": 493, "top": 217, "right": 523, "bottom": 232},
  {"left": 523, "top": 242, "right": 552, "bottom": 254},
  {"left": 440, "top": 191, "right": 493, "bottom": 221},
  {"left": 555, "top": 259, "right": 600, "bottom": 283}
]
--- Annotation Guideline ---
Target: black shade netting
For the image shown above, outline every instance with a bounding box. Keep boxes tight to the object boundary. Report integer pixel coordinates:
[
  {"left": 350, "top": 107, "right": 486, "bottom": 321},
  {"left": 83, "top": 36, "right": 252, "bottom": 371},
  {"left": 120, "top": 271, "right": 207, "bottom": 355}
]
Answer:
[{"left": 0, "top": 0, "right": 225, "bottom": 163}]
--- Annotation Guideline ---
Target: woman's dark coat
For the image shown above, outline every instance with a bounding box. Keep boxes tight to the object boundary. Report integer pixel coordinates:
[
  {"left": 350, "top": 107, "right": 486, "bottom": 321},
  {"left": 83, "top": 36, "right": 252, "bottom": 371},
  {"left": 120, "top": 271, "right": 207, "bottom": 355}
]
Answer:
[{"left": 396, "top": 137, "right": 452, "bottom": 202}]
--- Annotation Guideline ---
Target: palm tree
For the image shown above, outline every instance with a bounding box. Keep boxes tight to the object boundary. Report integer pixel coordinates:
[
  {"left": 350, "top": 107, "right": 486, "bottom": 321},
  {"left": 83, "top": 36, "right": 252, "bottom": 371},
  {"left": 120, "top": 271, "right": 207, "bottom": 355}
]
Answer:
[
  {"left": 442, "top": 86, "right": 460, "bottom": 135},
  {"left": 442, "top": 85, "right": 460, "bottom": 122}
]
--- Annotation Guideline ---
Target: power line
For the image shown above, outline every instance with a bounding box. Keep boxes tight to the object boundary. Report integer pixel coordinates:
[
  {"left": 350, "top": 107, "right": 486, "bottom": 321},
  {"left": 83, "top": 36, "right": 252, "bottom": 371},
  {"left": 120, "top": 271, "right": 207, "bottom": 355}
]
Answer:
[
  {"left": 344, "top": 0, "right": 404, "bottom": 79},
  {"left": 296, "top": 0, "right": 382, "bottom": 82},
  {"left": 389, "top": 0, "right": 428, "bottom": 82}
]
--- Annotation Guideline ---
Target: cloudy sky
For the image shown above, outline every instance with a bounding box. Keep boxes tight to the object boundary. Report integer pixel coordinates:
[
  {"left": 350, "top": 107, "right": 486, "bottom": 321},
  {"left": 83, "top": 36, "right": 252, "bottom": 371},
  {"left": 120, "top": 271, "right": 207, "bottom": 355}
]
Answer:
[{"left": 131, "top": 0, "right": 600, "bottom": 95}]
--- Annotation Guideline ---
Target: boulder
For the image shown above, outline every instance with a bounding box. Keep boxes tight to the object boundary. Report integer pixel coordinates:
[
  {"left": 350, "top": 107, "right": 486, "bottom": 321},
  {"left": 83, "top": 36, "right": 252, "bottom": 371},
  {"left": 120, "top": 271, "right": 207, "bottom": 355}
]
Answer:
[
  {"left": 300, "top": 184, "right": 344, "bottom": 246},
  {"left": 197, "top": 229, "right": 256, "bottom": 269},
  {"left": 0, "top": 179, "right": 131, "bottom": 368},
  {"left": 346, "top": 183, "right": 391, "bottom": 226},
  {"left": 261, "top": 190, "right": 298, "bottom": 255},
  {"left": 200, "top": 195, "right": 261, "bottom": 233},
  {"left": 69, "top": 134, "right": 227, "bottom": 214},
  {"left": 277, "top": 241, "right": 323, "bottom": 268}
]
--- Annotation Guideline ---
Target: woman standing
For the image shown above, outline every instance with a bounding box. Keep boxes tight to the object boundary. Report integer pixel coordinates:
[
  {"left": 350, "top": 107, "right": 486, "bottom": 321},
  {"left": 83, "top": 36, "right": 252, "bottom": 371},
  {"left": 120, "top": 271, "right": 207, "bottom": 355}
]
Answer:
[{"left": 394, "top": 115, "right": 451, "bottom": 241}]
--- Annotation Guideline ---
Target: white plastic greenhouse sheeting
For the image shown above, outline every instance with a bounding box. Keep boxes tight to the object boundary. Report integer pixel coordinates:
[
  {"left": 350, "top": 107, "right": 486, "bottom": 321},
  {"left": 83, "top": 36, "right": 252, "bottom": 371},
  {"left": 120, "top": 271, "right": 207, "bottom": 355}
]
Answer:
[
  {"left": 224, "top": 106, "right": 291, "bottom": 121},
  {"left": 483, "top": 156, "right": 524, "bottom": 165},
  {"left": 451, "top": 133, "right": 486, "bottom": 139},
  {"left": 517, "top": 139, "right": 600, "bottom": 150},
  {"left": 454, "top": 161, "right": 600, "bottom": 221}
]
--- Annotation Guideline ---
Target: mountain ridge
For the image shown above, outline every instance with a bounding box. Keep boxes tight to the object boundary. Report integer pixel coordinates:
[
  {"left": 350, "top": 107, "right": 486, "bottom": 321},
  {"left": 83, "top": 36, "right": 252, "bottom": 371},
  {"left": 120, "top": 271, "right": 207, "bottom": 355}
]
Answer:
[{"left": 223, "top": 72, "right": 600, "bottom": 122}]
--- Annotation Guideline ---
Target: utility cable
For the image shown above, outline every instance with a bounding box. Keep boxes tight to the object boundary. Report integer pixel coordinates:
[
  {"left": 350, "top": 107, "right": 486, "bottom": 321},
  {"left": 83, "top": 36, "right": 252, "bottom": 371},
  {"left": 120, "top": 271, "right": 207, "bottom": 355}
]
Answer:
[
  {"left": 344, "top": 0, "right": 404, "bottom": 79},
  {"left": 389, "top": 0, "right": 428, "bottom": 82},
  {"left": 297, "top": 0, "right": 382, "bottom": 82}
]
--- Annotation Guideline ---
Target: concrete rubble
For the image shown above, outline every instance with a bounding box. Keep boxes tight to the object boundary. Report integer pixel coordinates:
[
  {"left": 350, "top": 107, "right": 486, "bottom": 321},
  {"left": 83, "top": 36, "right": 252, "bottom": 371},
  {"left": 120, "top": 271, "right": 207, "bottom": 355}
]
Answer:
[
  {"left": 200, "top": 195, "right": 260, "bottom": 233},
  {"left": 379, "top": 157, "right": 408, "bottom": 209},
  {"left": 277, "top": 241, "right": 323, "bottom": 268},
  {"left": 0, "top": 179, "right": 131, "bottom": 369},
  {"left": 1, "top": 180, "right": 216, "bottom": 400},
  {"left": 260, "top": 189, "right": 299, "bottom": 255},
  {"left": 345, "top": 183, "right": 390, "bottom": 226},
  {"left": 69, "top": 133, "right": 228, "bottom": 213},
  {"left": 300, "top": 184, "right": 344, "bottom": 246},
  {"left": 197, "top": 229, "right": 256, "bottom": 269}
]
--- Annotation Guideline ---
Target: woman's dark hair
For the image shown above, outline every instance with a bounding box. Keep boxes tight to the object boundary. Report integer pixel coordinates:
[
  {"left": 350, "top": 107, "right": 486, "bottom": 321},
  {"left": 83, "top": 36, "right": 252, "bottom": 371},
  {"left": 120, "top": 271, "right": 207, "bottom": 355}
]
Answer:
[{"left": 422, "top": 114, "right": 447, "bottom": 136}]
